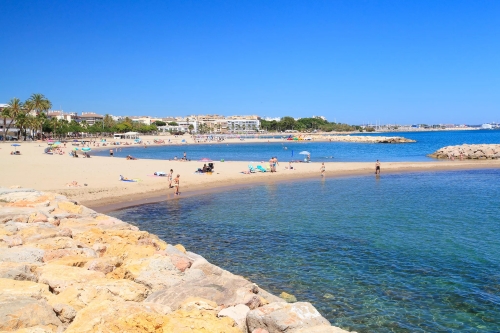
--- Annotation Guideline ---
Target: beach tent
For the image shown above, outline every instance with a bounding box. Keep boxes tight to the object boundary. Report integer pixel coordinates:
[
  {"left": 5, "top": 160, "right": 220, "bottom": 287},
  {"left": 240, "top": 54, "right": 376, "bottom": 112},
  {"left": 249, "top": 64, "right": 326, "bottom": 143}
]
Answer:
[{"left": 123, "top": 132, "right": 139, "bottom": 139}]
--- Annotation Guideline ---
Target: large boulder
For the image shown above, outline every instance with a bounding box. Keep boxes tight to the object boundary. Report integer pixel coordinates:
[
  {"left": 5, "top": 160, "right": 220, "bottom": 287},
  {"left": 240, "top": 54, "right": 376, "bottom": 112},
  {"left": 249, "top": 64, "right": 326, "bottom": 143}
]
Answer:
[
  {"left": 146, "top": 259, "right": 281, "bottom": 309},
  {"left": 36, "top": 264, "right": 105, "bottom": 294},
  {"left": 218, "top": 304, "right": 251, "bottom": 333},
  {"left": 0, "top": 262, "right": 39, "bottom": 281},
  {"left": 0, "top": 247, "right": 44, "bottom": 263},
  {"left": 0, "top": 296, "right": 62, "bottom": 331},
  {"left": 246, "top": 302, "right": 331, "bottom": 333},
  {"left": 0, "top": 278, "right": 52, "bottom": 301},
  {"left": 48, "top": 278, "right": 150, "bottom": 311}
]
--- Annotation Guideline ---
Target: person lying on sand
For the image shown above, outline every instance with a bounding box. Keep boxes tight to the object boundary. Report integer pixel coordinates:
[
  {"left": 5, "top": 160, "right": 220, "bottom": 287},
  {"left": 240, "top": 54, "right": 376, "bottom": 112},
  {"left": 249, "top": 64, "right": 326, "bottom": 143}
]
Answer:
[
  {"left": 126, "top": 155, "right": 137, "bottom": 160},
  {"left": 66, "top": 181, "right": 81, "bottom": 187}
]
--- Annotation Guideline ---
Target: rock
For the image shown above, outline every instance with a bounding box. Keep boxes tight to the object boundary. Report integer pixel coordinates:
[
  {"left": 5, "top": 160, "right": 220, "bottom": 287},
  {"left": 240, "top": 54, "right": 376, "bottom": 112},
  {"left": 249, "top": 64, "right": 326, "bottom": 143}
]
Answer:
[
  {"left": 85, "top": 256, "right": 122, "bottom": 274},
  {"left": 280, "top": 291, "right": 297, "bottom": 303},
  {"left": 179, "top": 297, "right": 218, "bottom": 311},
  {"left": 57, "top": 202, "right": 83, "bottom": 214},
  {"left": 0, "top": 247, "right": 44, "bottom": 263},
  {"left": 174, "top": 243, "right": 187, "bottom": 253},
  {"left": 0, "top": 262, "right": 39, "bottom": 281},
  {"left": 52, "top": 303, "right": 77, "bottom": 324},
  {"left": 37, "top": 264, "right": 105, "bottom": 294},
  {"left": 27, "top": 212, "right": 48, "bottom": 223},
  {"left": 247, "top": 302, "right": 331, "bottom": 333},
  {"left": 170, "top": 254, "right": 192, "bottom": 272},
  {"left": 218, "top": 304, "right": 250, "bottom": 332},
  {"left": 0, "top": 278, "right": 52, "bottom": 301},
  {"left": 1, "top": 235, "right": 23, "bottom": 247},
  {"left": 48, "top": 278, "right": 150, "bottom": 311},
  {"left": 146, "top": 264, "right": 274, "bottom": 309},
  {"left": 64, "top": 300, "right": 172, "bottom": 333},
  {"left": 42, "top": 248, "right": 97, "bottom": 263},
  {"left": 0, "top": 296, "right": 62, "bottom": 331}
]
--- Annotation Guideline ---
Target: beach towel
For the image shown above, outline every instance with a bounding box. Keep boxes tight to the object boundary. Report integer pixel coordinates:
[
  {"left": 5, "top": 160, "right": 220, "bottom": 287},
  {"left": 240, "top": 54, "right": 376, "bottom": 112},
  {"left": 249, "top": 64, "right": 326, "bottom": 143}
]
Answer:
[{"left": 119, "top": 175, "right": 139, "bottom": 182}]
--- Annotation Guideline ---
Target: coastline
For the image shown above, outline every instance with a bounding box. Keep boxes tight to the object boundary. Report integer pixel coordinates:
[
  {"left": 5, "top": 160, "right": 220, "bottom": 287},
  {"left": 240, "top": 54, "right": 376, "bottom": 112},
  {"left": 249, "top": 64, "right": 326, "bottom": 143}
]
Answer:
[
  {"left": 0, "top": 187, "right": 347, "bottom": 332},
  {"left": 2, "top": 139, "right": 500, "bottom": 212}
]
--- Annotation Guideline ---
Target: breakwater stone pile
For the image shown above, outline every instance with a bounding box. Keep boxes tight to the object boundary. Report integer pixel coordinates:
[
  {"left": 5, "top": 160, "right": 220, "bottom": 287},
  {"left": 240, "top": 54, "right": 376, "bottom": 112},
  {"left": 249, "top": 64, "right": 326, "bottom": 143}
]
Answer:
[
  {"left": 318, "top": 135, "right": 415, "bottom": 143},
  {"left": 429, "top": 144, "right": 500, "bottom": 159},
  {"left": 0, "top": 187, "right": 352, "bottom": 333}
]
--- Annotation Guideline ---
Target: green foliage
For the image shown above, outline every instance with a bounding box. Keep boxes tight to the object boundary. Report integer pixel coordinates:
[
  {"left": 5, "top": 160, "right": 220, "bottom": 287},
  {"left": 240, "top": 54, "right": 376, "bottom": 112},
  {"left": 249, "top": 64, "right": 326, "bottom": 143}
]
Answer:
[
  {"left": 167, "top": 121, "right": 178, "bottom": 126},
  {"left": 154, "top": 120, "right": 167, "bottom": 126},
  {"left": 260, "top": 116, "right": 356, "bottom": 133}
]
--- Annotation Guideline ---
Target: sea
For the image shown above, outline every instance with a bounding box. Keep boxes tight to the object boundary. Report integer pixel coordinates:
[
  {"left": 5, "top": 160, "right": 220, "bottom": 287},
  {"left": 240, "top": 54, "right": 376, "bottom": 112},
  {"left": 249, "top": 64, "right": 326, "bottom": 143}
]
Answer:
[
  {"left": 94, "top": 130, "right": 500, "bottom": 162},
  {"left": 107, "top": 130, "right": 500, "bottom": 333}
]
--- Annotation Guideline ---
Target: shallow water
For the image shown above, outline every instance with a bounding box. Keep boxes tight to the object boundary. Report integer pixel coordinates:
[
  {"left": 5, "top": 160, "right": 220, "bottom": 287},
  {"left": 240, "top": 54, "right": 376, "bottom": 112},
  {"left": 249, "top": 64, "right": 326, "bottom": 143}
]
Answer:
[
  {"left": 95, "top": 130, "right": 500, "bottom": 162},
  {"left": 109, "top": 169, "right": 500, "bottom": 333}
]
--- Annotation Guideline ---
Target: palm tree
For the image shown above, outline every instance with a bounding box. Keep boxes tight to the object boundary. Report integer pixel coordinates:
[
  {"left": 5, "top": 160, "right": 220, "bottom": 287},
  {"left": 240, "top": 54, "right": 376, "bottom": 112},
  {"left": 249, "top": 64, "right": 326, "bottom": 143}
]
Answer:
[
  {"left": 27, "top": 93, "right": 52, "bottom": 115},
  {"left": 1, "top": 98, "right": 24, "bottom": 141},
  {"left": 34, "top": 112, "right": 47, "bottom": 139}
]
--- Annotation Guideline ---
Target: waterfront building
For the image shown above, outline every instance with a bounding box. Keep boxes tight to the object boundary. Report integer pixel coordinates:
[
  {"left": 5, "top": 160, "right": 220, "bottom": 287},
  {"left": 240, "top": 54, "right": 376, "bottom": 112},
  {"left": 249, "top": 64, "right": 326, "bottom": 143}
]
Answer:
[{"left": 79, "top": 112, "right": 104, "bottom": 125}]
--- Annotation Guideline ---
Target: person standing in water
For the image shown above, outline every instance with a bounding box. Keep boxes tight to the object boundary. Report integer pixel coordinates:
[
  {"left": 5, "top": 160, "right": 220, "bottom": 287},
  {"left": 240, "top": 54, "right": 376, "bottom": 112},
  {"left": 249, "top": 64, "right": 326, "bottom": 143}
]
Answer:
[
  {"left": 375, "top": 160, "right": 381, "bottom": 175},
  {"left": 168, "top": 169, "right": 174, "bottom": 188},
  {"left": 173, "top": 174, "right": 180, "bottom": 195},
  {"left": 320, "top": 162, "right": 325, "bottom": 177}
]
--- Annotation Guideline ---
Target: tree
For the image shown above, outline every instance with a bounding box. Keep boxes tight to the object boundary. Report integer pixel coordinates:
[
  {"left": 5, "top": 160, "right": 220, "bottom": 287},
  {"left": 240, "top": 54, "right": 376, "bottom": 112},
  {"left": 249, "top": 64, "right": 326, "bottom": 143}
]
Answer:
[
  {"left": 167, "top": 121, "right": 178, "bottom": 126},
  {"left": 103, "top": 114, "right": 116, "bottom": 129},
  {"left": 27, "top": 93, "right": 51, "bottom": 116},
  {"left": 188, "top": 124, "right": 194, "bottom": 134},
  {"left": 1, "top": 98, "right": 24, "bottom": 141}
]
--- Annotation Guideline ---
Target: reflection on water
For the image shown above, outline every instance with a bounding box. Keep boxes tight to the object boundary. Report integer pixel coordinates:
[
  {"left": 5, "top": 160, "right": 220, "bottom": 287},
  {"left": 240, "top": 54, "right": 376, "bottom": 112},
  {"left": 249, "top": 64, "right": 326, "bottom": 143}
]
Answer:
[{"left": 110, "top": 169, "right": 500, "bottom": 333}]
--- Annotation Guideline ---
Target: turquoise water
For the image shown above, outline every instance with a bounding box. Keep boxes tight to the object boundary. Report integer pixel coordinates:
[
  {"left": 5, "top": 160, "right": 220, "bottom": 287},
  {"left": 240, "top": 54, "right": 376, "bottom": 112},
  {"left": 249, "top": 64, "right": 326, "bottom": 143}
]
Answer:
[
  {"left": 95, "top": 130, "right": 500, "bottom": 162},
  {"left": 109, "top": 169, "right": 500, "bottom": 333}
]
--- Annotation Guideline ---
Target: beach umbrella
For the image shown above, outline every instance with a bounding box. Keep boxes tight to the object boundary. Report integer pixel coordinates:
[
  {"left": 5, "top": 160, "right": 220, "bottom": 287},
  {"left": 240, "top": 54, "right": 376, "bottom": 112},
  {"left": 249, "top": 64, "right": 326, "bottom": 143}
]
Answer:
[
  {"left": 11, "top": 144, "right": 21, "bottom": 147},
  {"left": 199, "top": 158, "right": 212, "bottom": 162},
  {"left": 73, "top": 147, "right": 79, "bottom": 151},
  {"left": 73, "top": 139, "right": 79, "bottom": 142},
  {"left": 55, "top": 141, "right": 61, "bottom": 145},
  {"left": 299, "top": 151, "right": 310, "bottom": 155},
  {"left": 81, "top": 147, "right": 91, "bottom": 152}
]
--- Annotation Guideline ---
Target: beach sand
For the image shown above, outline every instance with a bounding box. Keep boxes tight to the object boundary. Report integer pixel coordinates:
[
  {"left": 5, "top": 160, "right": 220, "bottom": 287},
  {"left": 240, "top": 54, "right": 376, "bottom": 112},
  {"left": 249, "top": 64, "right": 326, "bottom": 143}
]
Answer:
[{"left": 1, "top": 138, "right": 499, "bottom": 212}]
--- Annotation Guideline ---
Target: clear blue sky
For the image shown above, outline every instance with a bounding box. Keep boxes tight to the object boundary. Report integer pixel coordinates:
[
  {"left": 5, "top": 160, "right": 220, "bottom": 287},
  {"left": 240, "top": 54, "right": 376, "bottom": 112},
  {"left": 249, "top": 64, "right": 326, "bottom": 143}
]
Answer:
[{"left": 1, "top": 0, "right": 499, "bottom": 124}]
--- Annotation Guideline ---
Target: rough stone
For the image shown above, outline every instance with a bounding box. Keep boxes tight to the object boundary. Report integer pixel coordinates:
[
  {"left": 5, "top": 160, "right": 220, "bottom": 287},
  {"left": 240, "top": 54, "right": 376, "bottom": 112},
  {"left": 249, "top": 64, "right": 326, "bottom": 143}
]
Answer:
[
  {"left": 280, "top": 291, "right": 298, "bottom": 303},
  {"left": 37, "top": 264, "right": 105, "bottom": 294},
  {"left": 218, "top": 304, "right": 251, "bottom": 333},
  {"left": 247, "top": 302, "right": 331, "bottom": 333},
  {"left": 0, "top": 247, "right": 44, "bottom": 263},
  {"left": 0, "top": 262, "right": 39, "bottom": 281},
  {"left": 52, "top": 303, "right": 77, "bottom": 324},
  {"left": 0, "top": 296, "right": 62, "bottom": 331}
]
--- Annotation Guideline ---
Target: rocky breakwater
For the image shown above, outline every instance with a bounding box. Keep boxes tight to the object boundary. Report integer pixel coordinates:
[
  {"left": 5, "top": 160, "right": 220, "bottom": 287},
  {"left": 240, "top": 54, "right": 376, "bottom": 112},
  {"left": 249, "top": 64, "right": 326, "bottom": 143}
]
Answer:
[
  {"left": 428, "top": 144, "right": 500, "bottom": 159},
  {"left": 320, "top": 135, "right": 415, "bottom": 143},
  {"left": 0, "top": 187, "right": 352, "bottom": 333}
]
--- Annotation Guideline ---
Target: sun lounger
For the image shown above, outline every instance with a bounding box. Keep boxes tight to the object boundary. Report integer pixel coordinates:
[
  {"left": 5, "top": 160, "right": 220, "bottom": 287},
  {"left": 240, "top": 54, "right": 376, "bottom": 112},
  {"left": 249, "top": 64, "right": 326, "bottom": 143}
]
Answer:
[
  {"left": 248, "top": 164, "right": 256, "bottom": 173},
  {"left": 256, "top": 165, "right": 266, "bottom": 172}
]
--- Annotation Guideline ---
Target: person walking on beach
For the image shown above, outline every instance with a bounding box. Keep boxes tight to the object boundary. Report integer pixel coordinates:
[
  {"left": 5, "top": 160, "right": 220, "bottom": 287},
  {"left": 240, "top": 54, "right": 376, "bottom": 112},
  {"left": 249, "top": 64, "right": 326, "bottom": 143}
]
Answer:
[
  {"left": 183, "top": 151, "right": 187, "bottom": 160},
  {"left": 375, "top": 160, "right": 381, "bottom": 175},
  {"left": 173, "top": 174, "right": 180, "bottom": 195},
  {"left": 320, "top": 162, "right": 325, "bottom": 177},
  {"left": 168, "top": 169, "right": 174, "bottom": 188}
]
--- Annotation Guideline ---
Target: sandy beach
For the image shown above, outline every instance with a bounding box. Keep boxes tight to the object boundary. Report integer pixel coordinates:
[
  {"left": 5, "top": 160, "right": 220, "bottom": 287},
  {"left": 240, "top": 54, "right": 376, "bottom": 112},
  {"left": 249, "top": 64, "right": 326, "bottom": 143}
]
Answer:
[{"left": 1, "top": 137, "right": 500, "bottom": 212}]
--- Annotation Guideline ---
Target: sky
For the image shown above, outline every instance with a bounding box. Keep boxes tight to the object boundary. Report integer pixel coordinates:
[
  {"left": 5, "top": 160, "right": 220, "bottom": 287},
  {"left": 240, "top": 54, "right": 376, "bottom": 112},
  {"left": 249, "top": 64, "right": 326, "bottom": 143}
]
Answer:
[{"left": 1, "top": 0, "right": 499, "bottom": 124}]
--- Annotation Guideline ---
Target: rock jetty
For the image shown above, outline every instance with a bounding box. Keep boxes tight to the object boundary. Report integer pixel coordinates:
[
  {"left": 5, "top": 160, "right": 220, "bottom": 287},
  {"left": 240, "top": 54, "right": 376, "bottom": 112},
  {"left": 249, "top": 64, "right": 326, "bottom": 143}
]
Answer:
[
  {"left": 0, "top": 187, "right": 352, "bottom": 333},
  {"left": 319, "top": 135, "right": 415, "bottom": 143},
  {"left": 428, "top": 144, "right": 500, "bottom": 159}
]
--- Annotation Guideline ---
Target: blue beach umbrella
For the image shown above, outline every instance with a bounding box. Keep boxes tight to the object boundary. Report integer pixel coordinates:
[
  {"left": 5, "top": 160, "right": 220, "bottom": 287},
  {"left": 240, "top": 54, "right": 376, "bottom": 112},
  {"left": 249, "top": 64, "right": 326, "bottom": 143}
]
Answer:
[{"left": 11, "top": 144, "right": 21, "bottom": 147}]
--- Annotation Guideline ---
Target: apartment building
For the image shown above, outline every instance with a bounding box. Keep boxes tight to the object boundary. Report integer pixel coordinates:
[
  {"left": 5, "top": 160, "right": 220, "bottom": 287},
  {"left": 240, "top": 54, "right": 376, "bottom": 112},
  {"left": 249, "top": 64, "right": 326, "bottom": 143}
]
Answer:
[
  {"left": 46, "top": 111, "right": 78, "bottom": 122},
  {"left": 79, "top": 112, "right": 104, "bottom": 125}
]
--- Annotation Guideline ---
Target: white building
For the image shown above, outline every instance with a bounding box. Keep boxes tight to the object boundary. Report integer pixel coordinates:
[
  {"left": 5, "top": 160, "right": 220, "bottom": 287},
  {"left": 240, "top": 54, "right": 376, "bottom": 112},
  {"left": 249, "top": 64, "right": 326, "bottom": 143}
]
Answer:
[{"left": 226, "top": 119, "right": 260, "bottom": 132}]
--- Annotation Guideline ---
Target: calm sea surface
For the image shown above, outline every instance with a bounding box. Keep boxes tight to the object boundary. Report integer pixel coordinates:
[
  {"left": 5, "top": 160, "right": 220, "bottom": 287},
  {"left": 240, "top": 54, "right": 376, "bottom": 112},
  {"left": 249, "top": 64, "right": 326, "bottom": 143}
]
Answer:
[
  {"left": 95, "top": 130, "right": 500, "bottom": 162},
  {"left": 109, "top": 169, "right": 500, "bottom": 333}
]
